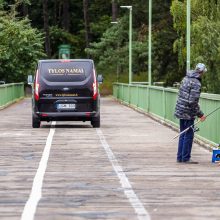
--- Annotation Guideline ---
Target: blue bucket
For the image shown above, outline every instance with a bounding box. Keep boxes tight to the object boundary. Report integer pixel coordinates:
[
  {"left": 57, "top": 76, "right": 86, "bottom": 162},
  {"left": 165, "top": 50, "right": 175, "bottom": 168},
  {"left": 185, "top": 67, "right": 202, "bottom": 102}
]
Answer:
[{"left": 212, "top": 149, "right": 220, "bottom": 163}]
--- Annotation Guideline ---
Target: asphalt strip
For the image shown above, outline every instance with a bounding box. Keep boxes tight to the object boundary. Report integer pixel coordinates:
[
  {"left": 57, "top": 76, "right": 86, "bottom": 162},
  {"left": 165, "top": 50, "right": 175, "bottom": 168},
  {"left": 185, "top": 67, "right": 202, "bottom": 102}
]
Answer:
[
  {"left": 21, "top": 121, "right": 56, "bottom": 220},
  {"left": 96, "top": 128, "right": 151, "bottom": 220}
]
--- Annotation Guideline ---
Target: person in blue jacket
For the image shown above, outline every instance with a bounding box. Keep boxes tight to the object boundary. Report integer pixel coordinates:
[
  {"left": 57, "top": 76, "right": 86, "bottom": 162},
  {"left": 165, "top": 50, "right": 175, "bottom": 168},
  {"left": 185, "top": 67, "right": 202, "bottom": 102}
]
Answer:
[{"left": 174, "top": 63, "right": 207, "bottom": 164}]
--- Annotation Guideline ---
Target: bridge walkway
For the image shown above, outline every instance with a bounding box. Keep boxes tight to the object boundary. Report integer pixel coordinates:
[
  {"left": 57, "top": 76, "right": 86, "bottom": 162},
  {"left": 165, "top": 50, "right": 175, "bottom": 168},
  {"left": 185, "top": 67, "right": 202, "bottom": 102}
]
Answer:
[{"left": 0, "top": 97, "right": 219, "bottom": 220}]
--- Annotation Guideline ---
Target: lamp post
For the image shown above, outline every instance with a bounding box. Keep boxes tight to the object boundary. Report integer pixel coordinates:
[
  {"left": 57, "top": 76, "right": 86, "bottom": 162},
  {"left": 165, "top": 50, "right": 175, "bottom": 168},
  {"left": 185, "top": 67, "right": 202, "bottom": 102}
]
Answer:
[
  {"left": 186, "top": 0, "right": 191, "bottom": 71},
  {"left": 120, "top": 6, "right": 132, "bottom": 84},
  {"left": 148, "top": 0, "right": 152, "bottom": 85}
]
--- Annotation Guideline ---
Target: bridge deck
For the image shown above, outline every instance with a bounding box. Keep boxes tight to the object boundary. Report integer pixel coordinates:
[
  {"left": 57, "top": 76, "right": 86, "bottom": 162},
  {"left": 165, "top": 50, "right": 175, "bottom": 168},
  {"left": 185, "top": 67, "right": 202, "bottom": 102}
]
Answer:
[{"left": 0, "top": 97, "right": 219, "bottom": 220}]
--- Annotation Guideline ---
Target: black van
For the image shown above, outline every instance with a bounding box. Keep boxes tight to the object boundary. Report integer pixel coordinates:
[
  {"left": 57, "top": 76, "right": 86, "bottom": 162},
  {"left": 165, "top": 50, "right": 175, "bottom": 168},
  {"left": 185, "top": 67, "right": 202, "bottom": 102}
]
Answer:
[{"left": 32, "top": 59, "right": 101, "bottom": 128}]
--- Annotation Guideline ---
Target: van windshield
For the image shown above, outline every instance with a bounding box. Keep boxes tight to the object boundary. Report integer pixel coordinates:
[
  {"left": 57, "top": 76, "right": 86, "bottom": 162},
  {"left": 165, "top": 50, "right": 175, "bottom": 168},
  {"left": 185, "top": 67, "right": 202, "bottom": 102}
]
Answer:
[{"left": 40, "top": 61, "right": 93, "bottom": 82}]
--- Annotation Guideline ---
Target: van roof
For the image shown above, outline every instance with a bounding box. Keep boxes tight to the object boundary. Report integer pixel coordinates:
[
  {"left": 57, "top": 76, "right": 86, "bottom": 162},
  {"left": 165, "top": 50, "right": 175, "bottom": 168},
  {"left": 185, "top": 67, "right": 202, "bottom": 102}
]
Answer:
[{"left": 39, "top": 59, "right": 94, "bottom": 63}]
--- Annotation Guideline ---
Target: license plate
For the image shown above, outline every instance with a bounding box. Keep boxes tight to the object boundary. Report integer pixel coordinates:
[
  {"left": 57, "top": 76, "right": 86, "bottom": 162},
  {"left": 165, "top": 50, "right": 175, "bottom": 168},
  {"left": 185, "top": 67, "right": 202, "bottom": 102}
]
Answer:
[{"left": 57, "top": 103, "right": 76, "bottom": 109}]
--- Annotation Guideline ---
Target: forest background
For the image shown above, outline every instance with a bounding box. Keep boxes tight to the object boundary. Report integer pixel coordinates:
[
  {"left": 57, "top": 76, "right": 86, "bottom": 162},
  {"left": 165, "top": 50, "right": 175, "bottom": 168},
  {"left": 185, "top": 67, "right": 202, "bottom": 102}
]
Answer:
[{"left": 0, "top": 0, "right": 219, "bottom": 94}]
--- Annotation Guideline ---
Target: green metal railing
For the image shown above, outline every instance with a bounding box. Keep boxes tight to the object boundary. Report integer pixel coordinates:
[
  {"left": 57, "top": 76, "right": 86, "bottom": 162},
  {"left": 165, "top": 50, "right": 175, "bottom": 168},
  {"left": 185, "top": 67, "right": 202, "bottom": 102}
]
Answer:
[
  {"left": 0, "top": 83, "right": 25, "bottom": 109},
  {"left": 113, "top": 83, "right": 220, "bottom": 146}
]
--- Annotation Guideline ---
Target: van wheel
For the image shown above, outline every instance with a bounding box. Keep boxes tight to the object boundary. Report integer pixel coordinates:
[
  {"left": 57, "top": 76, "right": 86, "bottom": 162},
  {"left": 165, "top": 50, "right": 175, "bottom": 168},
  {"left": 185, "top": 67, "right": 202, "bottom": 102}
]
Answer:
[
  {"left": 32, "top": 115, "right": 41, "bottom": 128},
  {"left": 91, "top": 115, "right": 100, "bottom": 128}
]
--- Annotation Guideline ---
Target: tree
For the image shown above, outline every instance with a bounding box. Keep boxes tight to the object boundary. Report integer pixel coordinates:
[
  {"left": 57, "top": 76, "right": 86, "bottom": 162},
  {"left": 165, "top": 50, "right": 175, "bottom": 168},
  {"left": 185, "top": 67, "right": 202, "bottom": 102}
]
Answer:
[
  {"left": 87, "top": 0, "right": 180, "bottom": 86},
  {"left": 171, "top": 0, "right": 220, "bottom": 93},
  {"left": 1, "top": 0, "right": 218, "bottom": 94},
  {"left": 112, "top": 0, "right": 117, "bottom": 22},
  {"left": 62, "top": 0, "right": 70, "bottom": 31},
  {"left": 83, "top": 0, "right": 91, "bottom": 50},
  {"left": 42, "top": 0, "right": 51, "bottom": 57},
  {"left": 0, "top": 13, "right": 45, "bottom": 82}
]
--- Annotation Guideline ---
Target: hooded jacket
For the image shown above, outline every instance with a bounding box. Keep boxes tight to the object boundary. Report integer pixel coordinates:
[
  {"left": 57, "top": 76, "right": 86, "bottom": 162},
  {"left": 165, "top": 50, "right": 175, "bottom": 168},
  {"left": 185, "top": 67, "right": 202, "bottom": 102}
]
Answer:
[{"left": 174, "top": 70, "right": 204, "bottom": 120}]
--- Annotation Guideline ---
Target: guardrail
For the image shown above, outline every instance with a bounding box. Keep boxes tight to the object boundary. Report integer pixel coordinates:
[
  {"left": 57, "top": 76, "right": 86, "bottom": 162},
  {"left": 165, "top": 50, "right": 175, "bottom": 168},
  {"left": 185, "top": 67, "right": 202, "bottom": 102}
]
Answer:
[
  {"left": 113, "top": 83, "right": 220, "bottom": 146},
  {"left": 0, "top": 83, "right": 25, "bottom": 109}
]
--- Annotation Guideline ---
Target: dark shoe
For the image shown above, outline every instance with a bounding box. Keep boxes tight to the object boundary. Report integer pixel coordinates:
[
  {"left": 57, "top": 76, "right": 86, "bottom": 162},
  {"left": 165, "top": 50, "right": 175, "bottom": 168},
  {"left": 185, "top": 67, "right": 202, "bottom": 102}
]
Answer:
[
  {"left": 176, "top": 160, "right": 182, "bottom": 163},
  {"left": 182, "top": 160, "right": 198, "bottom": 164}
]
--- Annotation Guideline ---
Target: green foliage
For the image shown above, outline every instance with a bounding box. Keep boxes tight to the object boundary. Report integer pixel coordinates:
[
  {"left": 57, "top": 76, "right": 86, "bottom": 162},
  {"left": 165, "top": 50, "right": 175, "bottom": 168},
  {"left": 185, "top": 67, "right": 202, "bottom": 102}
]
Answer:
[
  {"left": 49, "top": 26, "right": 82, "bottom": 58},
  {"left": 191, "top": 16, "right": 220, "bottom": 93},
  {"left": 90, "top": 15, "right": 112, "bottom": 40},
  {"left": 0, "top": 0, "right": 4, "bottom": 9},
  {"left": 170, "top": 0, "right": 186, "bottom": 35},
  {"left": 0, "top": 13, "right": 45, "bottom": 83},
  {"left": 170, "top": 0, "right": 186, "bottom": 69},
  {"left": 0, "top": 0, "right": 219, "bottom": 95},
  {"left": 171, "top": 0, "right": 220, "bottom": 93},
  {"left": 86, "top": 15, "right": 129, "bottom": 73},
  {"left": 152, "top": 11, "right": 181, "bottom": 85},
  {"left": 87, "top": 0, "right": 180, "bottom": 90}
]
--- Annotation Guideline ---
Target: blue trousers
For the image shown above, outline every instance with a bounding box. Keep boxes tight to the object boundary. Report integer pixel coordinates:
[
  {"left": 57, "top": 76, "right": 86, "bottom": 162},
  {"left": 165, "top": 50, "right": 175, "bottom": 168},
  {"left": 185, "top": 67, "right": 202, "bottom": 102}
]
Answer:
[{"left": 177, "top": 119, "right": 194, "bottom": 162}]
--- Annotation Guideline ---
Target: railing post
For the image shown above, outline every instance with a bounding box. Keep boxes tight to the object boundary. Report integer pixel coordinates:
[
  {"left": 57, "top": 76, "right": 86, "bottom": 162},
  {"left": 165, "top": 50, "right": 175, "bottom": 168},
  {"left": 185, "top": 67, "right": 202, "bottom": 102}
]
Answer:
[
  {"left": 147, "top": 86, "right": 150, "bottom": 113},
  {"left": 122, "top": 84, "right": 124, "bottom": 102},
  {"left": 163, "top": 88, "right": 166, "bottom": 120},
  {"left": 129, "top": 84, "right": 131, "bottom": 104}
]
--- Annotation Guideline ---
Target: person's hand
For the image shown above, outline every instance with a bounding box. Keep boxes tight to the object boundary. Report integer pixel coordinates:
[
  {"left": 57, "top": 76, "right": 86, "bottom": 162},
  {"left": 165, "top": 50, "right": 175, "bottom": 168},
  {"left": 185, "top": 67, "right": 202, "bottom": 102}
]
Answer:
[{"left": 200, "top": 115, "right": 206, "bottom": 122}]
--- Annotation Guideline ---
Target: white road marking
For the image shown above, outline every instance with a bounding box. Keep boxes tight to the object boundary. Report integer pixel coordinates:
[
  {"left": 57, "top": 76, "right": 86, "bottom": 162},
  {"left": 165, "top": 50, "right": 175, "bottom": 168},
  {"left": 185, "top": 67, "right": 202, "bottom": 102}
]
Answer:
[
  {"left": 96, "top": 128, "right": 151, "bottom": 220},
  {"left": 21, "top": 121, "right": 56, "bottom": 220}
]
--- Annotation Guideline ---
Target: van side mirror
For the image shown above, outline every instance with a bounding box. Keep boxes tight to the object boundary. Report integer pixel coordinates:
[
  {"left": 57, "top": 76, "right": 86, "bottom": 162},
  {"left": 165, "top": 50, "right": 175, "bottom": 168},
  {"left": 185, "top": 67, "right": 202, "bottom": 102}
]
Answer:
[
  {"left": 27, "top": 75, "right": 33, "bottom": 85},
  {"left": 97, "top": 74, "right": 103, "bottom": 84}
]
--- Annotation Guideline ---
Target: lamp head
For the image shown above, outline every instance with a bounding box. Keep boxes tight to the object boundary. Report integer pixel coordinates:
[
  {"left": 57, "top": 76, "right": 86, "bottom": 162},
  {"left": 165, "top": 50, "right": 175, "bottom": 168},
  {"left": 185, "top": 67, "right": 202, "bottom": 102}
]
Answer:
[{"left": 120, "top": 6, "right": 132, "bottom": 9}]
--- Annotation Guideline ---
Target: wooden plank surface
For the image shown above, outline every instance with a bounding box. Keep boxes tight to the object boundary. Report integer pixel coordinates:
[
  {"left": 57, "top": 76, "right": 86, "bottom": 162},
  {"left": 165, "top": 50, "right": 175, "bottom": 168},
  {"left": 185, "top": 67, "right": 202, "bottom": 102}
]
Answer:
[{"left": 0, "top": 97, "right": 219, "bottom": 220}]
